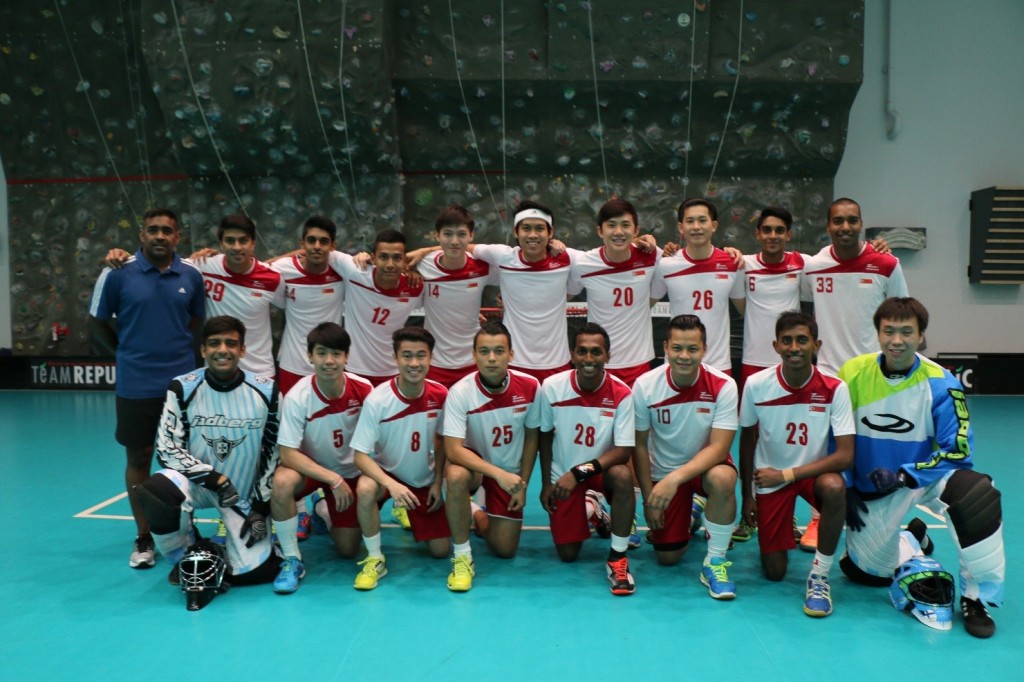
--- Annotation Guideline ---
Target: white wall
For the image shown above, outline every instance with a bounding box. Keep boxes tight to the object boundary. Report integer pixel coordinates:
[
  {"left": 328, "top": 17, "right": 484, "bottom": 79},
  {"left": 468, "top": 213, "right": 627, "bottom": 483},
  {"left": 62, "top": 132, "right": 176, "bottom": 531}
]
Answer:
[{"left": 835, "top": 0, "right": 1024, "bottom": 354}]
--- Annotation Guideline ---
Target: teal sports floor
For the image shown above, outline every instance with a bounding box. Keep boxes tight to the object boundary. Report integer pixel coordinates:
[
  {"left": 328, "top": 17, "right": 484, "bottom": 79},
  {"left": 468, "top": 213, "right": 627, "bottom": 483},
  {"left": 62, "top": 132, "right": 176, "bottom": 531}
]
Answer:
[{"left": 1, "top": 391, "right": 1019, "bottom": 681}]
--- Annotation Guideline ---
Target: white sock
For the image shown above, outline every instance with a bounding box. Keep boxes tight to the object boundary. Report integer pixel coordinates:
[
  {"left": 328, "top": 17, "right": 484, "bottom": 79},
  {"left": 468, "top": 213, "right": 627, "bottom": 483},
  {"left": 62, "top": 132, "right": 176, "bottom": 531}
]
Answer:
[
  {"left": 314, "top": 498, "right": 331, "bottom": 527},
  {"left": 704, "top": 519, "right": 734, "bottom": 561},
  {"left": 453, "top": 541, "right": 472, "bottom": 559},
  {"left": 811, "top": 551, "right": 834, "bottom": 577},
  {"left": 470, "top": 501, "right": 483, "bottom": 516},
  {"left": 276, "top": 516, "right": 302, "bottom": 560},
  {"left": 610, "top": 533, "right": 629, "bottom": 554},
  {"left": 363, "top": 532, "right": 383, "bottom": 559}
]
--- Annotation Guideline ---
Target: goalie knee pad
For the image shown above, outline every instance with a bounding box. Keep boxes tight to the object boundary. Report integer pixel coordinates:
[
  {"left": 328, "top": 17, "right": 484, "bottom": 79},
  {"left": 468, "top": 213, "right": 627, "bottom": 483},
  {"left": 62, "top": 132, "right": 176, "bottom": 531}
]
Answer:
[
  {"left": 940, "top": 470, "right": 1001, "bottom": 548},
  {"left": 136, "top": 474, "right": 186, "bottom": 534},
  {"left": 890, "top": 554, "right": 955, "bottom": 631},
  {"left": 179, "top": 538, "right": 229, "bottom": 611}
]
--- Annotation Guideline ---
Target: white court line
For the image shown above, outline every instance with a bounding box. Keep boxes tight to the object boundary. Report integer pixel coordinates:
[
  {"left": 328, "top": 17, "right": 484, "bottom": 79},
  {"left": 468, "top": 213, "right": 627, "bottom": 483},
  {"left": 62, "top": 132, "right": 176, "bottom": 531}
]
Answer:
[{"left": 74, "top": 492, "right": 128, "bottom": 518}]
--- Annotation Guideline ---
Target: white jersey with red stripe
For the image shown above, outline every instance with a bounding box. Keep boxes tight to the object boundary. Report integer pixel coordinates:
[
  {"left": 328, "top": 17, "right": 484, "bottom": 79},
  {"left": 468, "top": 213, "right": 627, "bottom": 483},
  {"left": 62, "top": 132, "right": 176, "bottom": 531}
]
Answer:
[
  {"left": 339, "top": 262, "right": 425, "bottom": 378},
  {"left": 272, "top": 253, "right": 350, "bottom": 376},
  {"left": 442, "top": 369, "right": 542, "bottom": 473},
  {"left": 651, "top": 247, "right": 744, "bottom": 371},
  {"left": 739, "top": 365, "right": 855, "bottom": 494},
  {"left": 739, "top": 252, "right": 805, "bottom": 368},
  {"left": 418, "top": 252, "right": 496, "bottom": 370},
  {"left": 195, "top": 255, "right": 285, "bottom": 376},
  {"left": 800, "top": 243, "right": 909, "bottom": 375},
  {"left": 277, "top": 372, "right": 373, "bottom": 478},
  {"left": 350, "top": 379, "right": 448, "bottom": 487},
  {"left": 568, "top": 244, "right": 659, "bottom": 369},
  {"left": 632, "top": 364, "right": 738, "bottom": 480},
  {"left": 472, "top": 244, "right": 581, "bottom": 371},
  {"left": 538, "top": 370, "right": 634, "bottom": 481}
]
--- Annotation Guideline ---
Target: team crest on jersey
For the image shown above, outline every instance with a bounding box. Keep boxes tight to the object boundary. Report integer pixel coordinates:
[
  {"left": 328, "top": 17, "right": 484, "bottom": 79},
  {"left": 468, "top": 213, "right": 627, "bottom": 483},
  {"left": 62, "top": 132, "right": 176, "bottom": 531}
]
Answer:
[
  {"left": 427, "top": 399, "right": 441, "bottom": 409},
  {"left": 254, "top": 374, "right": 272, "bottom": 384},
  {"left": 696, "top": 407, "right": 711, "bottom": 414},
  {"left": 203, "top": 434, "right": 246, "bottom": 461},
  {"left": 184, "top": 372, "right": 200, "bottom": 382},
  {"left": 427, "top": 411, "right": 439, "bottom": 419},
  {"left": 866, "top": 263, "right": 880, "bottom": 272},
  {"left": 700, "top": 391, "right": 713, "bottom": 401},
  {"left": 600, "top": 410, "right": 614, "bottom": 418},
  {"left": 810, "top": 392, "right": 826, "bottom": 402},
  {"left": 859, "top": 278, "right": 873, "bottom": 285},
  {"left": 633, "top": 270, "right": 646, "bottom": 277},
  {"left": 601, "top": 398, "right": 614, "bottom": 406},
  {"left": 513, "top": 406, "right": 526, "bottom": 413},
  {"left": 512, "top": 395, "right": 527, "bottom": 404},
  {"left": 715, "top": 263, "right": 727, "bottom": 270},
  {"left": 251, "top": 292, "right": 263, "bottom": 298},
  {"left": 809, "top": 405, "right": 826, "bottom": 413},
  {"left": 715, "top": 274, "right": 729, "bottom": 280}
]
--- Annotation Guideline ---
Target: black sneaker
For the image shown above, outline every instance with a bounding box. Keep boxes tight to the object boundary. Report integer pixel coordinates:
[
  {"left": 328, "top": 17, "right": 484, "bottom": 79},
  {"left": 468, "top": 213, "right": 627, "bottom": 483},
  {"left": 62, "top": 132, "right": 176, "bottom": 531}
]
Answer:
[
  {"left": 960, "top": 597, "right": 995, "bottom": 638},
  {"left": 129, "top": 534, "right": 156, "bottom": 569},
  {"left": 168, "top": 563, "right": 180, "bottom": 587}
]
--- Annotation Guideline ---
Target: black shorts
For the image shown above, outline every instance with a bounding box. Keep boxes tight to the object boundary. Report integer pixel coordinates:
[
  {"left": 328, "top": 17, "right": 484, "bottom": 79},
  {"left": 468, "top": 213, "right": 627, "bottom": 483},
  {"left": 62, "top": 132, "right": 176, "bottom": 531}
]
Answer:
[{"left": 115, "top": 396, "right": 165, "bottom": 449}]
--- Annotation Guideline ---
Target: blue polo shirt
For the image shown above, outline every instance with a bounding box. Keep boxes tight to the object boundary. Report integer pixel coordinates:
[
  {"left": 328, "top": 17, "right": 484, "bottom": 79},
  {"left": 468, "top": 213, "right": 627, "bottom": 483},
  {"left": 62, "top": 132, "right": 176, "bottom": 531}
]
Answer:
[{"left": 90, "top": 249, "right": 206, "bottom": 399}]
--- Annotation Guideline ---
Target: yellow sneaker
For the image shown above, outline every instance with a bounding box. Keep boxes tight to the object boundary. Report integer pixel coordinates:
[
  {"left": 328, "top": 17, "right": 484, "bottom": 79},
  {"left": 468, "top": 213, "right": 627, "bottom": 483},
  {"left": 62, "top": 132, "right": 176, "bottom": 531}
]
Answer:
[
  {"left": 354, "top": 555, "right": 387, "bottom": 590},
  {"left": 447, "top": 555, "right": 475, "bottom": 592},
  {"left": 800, "top": 516, "right": 819, "bottom": 553},
  {"left": 391, "top": 505, "right": 411, "bottom": 531}
]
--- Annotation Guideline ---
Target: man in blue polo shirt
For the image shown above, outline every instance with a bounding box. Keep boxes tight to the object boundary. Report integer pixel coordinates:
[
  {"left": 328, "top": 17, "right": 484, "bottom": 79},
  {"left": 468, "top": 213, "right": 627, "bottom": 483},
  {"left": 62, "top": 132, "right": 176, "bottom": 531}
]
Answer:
[{"left": 89, "top": 208, "right": 206, "bottom": 569}]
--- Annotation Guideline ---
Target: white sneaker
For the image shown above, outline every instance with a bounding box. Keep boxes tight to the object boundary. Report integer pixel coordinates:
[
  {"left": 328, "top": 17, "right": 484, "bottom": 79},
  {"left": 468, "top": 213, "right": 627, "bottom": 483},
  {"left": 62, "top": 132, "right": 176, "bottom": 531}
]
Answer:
[{"left": 129, "top": 535, "right": 156, "bottom": 569}]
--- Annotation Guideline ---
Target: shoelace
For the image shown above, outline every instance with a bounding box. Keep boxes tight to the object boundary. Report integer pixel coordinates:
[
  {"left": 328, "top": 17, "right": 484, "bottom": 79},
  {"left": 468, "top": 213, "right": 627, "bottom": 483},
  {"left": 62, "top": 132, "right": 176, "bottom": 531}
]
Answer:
[
  {"left": 452, "top": 558, "right": 472, "bottom": 576},
  {"left": 708, "top": 560, "right": 732, "bottom": 581},
  {"left": 609, "top": 558, "right": 630, "bottom": 581},
  {"left": 808, "top": 575, "right": 829, "bottom": 597}
]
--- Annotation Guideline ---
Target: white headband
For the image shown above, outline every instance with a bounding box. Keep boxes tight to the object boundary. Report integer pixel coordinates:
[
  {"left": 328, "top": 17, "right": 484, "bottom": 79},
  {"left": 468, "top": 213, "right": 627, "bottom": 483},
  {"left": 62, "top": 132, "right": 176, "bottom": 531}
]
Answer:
[{"left": 513, "top": 208, "right": 552, "bottom": 227}]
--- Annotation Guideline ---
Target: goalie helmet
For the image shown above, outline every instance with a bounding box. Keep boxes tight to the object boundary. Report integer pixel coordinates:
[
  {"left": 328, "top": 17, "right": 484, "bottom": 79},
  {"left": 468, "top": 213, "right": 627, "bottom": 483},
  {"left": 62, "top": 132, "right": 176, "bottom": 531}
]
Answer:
[
  {"left": 889, "top": 554, "right": 955, "bottom": 631},
  {"left": 179, "top": 539, "right": 228, "bottom": 611}
]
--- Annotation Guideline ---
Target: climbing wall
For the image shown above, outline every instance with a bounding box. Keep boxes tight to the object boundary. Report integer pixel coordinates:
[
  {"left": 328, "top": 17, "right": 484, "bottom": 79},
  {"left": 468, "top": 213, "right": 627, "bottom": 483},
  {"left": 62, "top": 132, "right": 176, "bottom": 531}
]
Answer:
[{"left": 0, "top": 0, "right": 863, "bottom": 355}]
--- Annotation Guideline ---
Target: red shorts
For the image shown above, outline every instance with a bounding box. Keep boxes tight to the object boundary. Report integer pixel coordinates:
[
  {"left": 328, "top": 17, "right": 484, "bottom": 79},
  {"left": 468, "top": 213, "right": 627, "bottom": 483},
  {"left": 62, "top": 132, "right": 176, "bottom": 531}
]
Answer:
[
  {"left": 756, "top": 477, "right": 818, "bottom": 554},
  {"left": 296, "top": 476, "right": 359, "bottom": 529},
  {"left": 277, "top": 369, "right": 307, "bottom": 396},
  {"left": 480, "top": 475, "right": 524, "bottom": 521},
  {"left": 739, "top": 364, "right": 770, "bottom": 396},
  {"left": 511, "top": 363, "right": 571, "bottom": 383},
  {"left": 380, "top": 477, "right": 451, "bottom": 542},
  {"left": 427, "top": 364, "right": 475, "bottom": 388},
  {"left": 647, "top": 476, "right": 709, "bottom": 548},
  {"left": 548, "top": 474, "right": 606, "bottom": 546},
  {"left": 606, "top": 361, "right": 652, "bottom": 387}
]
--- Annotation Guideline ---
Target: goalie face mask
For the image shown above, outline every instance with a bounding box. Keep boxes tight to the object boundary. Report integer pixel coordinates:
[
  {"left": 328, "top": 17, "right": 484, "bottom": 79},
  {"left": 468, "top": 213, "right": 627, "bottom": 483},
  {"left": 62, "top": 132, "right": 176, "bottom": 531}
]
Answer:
[
  {"left": 178, "top": 540, "right": 228, "bottom": 611},
  {"left": 889, "top": 555, "right": 955, "bottom": 631}
]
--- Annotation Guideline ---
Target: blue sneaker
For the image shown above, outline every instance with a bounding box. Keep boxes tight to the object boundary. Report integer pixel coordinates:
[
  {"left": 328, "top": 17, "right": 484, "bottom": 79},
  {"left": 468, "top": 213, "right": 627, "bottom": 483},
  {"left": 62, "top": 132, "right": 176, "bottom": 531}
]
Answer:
[
  {"left": 211, "top": 518, "right": 227, "bottom": 546},
  {"left": 690, "top": 495, "right": 706, "bottom": 535},
  {"left": 700, "top": 557, "right": 736, "bottom": 600},
  {"left": 804, "top": 573, "right": 832, "bottom": 617},
  {"left": 296, "top": 512, "right": 313, "bottom": 541},
  {"left": 627, "top": 517, "right": 643, "bottom": 550},
  {"left": 308, "top": 488, "right": 329, "bottom": 535},
  {"left": 273, "top": 556, "right": 305, "bottom": 594}
]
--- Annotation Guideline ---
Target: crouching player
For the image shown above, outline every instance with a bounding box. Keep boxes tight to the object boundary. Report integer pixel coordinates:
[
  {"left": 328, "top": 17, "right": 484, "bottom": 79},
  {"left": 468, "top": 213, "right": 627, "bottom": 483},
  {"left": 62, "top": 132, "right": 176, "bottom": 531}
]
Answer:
[
  {"left": 839, "top": 297, "right": 1005, "bottom": 637},
  {"left": 538, "top": 323, "right": 637, "bottom": 595},
  {"left": 632, "top": 314, "right": 739, "bottom": 600},
  {"left": 350, "top": 327, "right": 450, "bottom": 590},
  {"left": 739, "top": 312, "right": 854, "bottom": 617},
  {"left": 270, "top": 323, "right": 374, "bottom": 593},
  {"left": 443, "top": 321, "right": 541, "bottom": 591},
  {"left": 136, "top": 316, "right": 281, "bottom": 594}
]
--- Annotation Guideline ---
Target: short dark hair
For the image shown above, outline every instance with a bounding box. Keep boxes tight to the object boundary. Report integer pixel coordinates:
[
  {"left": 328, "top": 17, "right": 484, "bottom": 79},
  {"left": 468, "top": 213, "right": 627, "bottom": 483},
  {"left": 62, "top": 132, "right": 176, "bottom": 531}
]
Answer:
[
  {"left": 775, "top": 311, "right": 817, "bottom": 340},
  {"left": 435, "top": 204, "right": 475, "bottom": 233},
  {"left": 302, "top": 215, "right": 337, "bottom": 241},
  {"left": 757, "top": 206, "right": 793, "bottom": 231},
  {"left": 828, "top": 197, "right": 861, "bottom": 220},
  {"left": 202, "top": 315, "right": 246, "bottom": 345},
  {"left": 218, "top": 213, "right": 256, "bottom": 242},
  {"left": 373, "top": 228, "right": 407, "bottom": 253},
  {"left": 667, "top": 314, "right": 707, "bottom": 345},
  {"left": 307, "top": 322, "right": 350, "bottom": 354},
  {"left": 473, "top": 320, "right": 513, "bottom": 351},
  {"left": 142, "top": 208, "right": 179, "bottom": 226},
  {"left": 572, "top": 321, "right": 610, "bottom": 354},
  {"left": 393, "top": 326, "right": 435, "bottom": 353},
  {"left": 873, "top": 297, "right": 929, "bottom": 333},
  {"left": 597, "top": 198, "right": 638, "bottom": 227},
  {"left": 677, "top": 198, "right": 718, "bottom": 222},
  {"left": 512, "top": 199, "right": 555, "bottom": 228}
]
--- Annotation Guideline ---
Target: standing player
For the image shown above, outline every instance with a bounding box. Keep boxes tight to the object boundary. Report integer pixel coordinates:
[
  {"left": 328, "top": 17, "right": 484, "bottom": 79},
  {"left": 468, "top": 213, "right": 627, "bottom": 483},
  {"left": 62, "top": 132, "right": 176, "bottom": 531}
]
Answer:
[
  {"left": 568, "top": 198, "right": 659, "bottom": 387},
  {"left": 471, "top": 200, "right": 581, "bottom": 381},
  {"left": 538, "top": 323, "right": 637, "bottom": 595},
  {"left": 270, "top": 323, "right": 373, "bottom": 593},
  {"left": 417, "top": 205, "right": 497, "bottom": 388},
  {"left": 443, "top": 321, "right": 541, "bottom": 590},
  {"left": 350, "top": 327, "right": 450, "bottom": 590},
  {"left": 632, "top": 314, "right": 739, "bottom": 599},
  {"left": 652, "top": 198, "right": 745, "bottom": 376},
  {"left": 739, "top": 312, "right": 854, "bottom": 617},
  {"left": 271, "top": 216, "right": 352, "bottom": 395},
  {"left": 801, "top": 198, "right": 908, "bottom": 376},
  {"left": 135, "top": 316, "right": 281, "bottom": 587},
  {"left": 89, "top": 208, "right": 205, "bottom": 569},
  {"left": 341, "top": 230, "right": 425, "bottom": 385},
  {"left": 839, "top": 297, "right": 1004, "bottom": 638}
]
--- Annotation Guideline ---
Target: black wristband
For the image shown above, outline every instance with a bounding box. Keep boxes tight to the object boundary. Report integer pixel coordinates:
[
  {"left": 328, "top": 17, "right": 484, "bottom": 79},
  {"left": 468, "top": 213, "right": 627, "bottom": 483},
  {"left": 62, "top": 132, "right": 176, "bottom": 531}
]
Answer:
[{"left": 571, "top": 459, "right": 603, "bottom": 483}]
